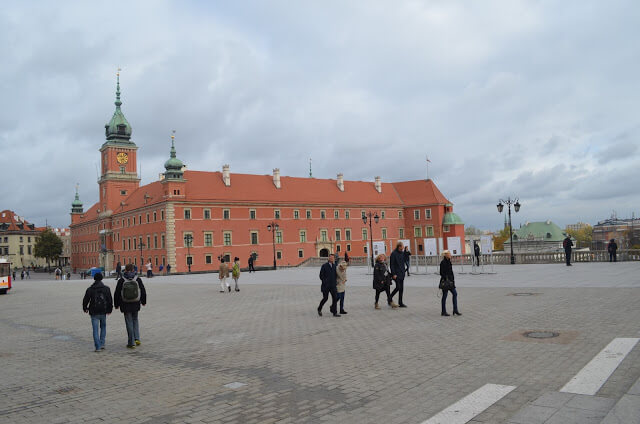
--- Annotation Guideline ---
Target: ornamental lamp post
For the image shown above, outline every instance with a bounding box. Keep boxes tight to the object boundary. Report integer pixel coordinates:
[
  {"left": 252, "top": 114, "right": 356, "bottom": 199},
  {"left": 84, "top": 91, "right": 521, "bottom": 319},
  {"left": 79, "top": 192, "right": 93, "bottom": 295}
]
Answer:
[
  {"left": 497, "top": 197, "right": 521, "bottom": 264},
  {"left": 183, "top": 234, "right": 193, "bottom": 273},
  {"left": 267, "top": 222, "right": 279, "bottom": 270},
  {"left": 362, "top": 211, "right": 380, "bottom": 266},
  {"left": 138, "top": 241, "right": 146, "bottom": 271}
]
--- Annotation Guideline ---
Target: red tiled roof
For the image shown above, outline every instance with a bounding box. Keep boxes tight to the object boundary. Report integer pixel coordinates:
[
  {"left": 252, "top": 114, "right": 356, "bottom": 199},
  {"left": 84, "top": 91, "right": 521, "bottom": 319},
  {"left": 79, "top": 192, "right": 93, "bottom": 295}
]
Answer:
[
  {"left": 391, "top": 179, "right": 450, "bottom": 206},
  {"left": 184, "top": 171, "right": 405, "bottom": 206},
  {"left": 0, "top": 210, "right": 39, "bottom": 231}
]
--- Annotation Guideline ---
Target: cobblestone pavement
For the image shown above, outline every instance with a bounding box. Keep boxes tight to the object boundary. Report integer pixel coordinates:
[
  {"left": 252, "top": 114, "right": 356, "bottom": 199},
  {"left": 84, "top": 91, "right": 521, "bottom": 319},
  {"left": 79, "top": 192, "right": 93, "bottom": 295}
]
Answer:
[{"left": 0, "top": 263, "right": 638, "bottom": 423}]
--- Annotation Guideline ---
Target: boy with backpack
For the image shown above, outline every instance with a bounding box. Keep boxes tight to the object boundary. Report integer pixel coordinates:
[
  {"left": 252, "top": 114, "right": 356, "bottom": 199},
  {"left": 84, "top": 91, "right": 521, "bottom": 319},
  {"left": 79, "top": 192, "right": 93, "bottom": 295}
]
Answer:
[
  {"left": 114, "top": 263, "right": 147, "bottom": 349},
  {"left": 82, "top": 273, "right": 113, "bottom": 352}
]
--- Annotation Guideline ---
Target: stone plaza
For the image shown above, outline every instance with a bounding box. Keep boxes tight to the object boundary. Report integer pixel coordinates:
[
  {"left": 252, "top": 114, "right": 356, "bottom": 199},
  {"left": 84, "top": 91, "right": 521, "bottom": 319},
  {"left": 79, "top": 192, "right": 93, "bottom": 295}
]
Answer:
[{"left": 0, "top": 262, "right": 639, "bottom": 424}]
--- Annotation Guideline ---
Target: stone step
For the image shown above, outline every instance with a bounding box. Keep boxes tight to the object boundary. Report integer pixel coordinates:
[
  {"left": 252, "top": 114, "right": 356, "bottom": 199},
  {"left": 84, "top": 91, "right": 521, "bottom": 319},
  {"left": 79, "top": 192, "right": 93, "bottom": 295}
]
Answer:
[
  {"left": 506, "top": 391, "right": 615, "bottom": 424},
  {"left": 599, "top": 376, "right": 640, "bottom": 424}
]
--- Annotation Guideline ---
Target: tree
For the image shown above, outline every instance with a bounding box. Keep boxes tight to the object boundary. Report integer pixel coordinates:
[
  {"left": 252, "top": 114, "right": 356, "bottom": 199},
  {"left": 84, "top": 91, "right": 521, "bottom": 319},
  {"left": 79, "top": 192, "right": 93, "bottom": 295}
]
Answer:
[
  {"left": 34, "top": 229, "right": 63, "bottom": 268},
  {"left": 493, "top": 226, "right": 512, "bottom": 251},
  {"left": 566, "top": 225, "right": 593, "bottom": 249},
  {"left": 465, "top": 225, "right": 482, "bottom": 235}
]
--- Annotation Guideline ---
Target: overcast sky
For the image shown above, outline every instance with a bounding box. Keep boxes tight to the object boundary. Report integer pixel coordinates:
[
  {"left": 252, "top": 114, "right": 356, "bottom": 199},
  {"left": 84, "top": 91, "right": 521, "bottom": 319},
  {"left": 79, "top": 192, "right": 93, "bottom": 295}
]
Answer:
[{"left": 2, "top": 0, "right": 639, "bottom": 230}]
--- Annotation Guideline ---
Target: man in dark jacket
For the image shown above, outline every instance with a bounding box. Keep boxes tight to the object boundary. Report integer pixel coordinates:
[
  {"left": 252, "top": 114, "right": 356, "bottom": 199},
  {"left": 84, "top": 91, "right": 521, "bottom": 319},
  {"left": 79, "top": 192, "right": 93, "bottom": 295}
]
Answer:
[
  {"left": 248, "top": 255, "right": 256, "bottom": 273},
  {"left": 608, "top": 239, "right": 618, "bottom": 262},
  {"left": 390, "top": 242, "right": 408, "bottom": 307},
  {"left": 318, "top": 254, "right": 340, "bottom": 317},
  {"left": 82, "top": 273, "right": 113, "bottom": 352},
  {"left": 563, "top": 235, "right": 573, "bottom": 266},
  {"left": 114, "top": 263, "right": 147, "bottom": 349},
  {"left": 403, "top": 246, "right": 411, "bottom": 276},
  {"left": 474, "top": 242, "right": 481, "bottom": 266}
]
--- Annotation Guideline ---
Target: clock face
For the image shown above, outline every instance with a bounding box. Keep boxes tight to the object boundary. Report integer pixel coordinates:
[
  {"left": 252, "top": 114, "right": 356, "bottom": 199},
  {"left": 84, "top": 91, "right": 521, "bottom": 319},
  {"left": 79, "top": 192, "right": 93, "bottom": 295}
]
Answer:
[{"left": 116, "top": 152, "right": 129, "bottom": 164}]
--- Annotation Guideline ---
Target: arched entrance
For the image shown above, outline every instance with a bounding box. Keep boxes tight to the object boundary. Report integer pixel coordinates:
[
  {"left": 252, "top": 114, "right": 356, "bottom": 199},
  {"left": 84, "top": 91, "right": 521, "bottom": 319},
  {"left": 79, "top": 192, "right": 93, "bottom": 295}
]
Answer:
[{"left": 319, "top": 248, "right": 330, "bottom": 257}]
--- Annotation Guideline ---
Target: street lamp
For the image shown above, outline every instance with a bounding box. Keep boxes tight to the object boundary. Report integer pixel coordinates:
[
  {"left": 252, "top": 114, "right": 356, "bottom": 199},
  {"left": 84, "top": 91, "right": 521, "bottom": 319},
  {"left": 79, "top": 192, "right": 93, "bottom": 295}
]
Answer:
[
  {"left": 362, "top": 211, "right": 380, "bottom": 266},
  {"left": 497, "top": 197, "right": 521, "bottom": 264},
  {"left": 267, "top": 222, "right": 279, "bottom": 270},
  {"left": 183, "top": 234, "right": 193, "bottom": 273}
]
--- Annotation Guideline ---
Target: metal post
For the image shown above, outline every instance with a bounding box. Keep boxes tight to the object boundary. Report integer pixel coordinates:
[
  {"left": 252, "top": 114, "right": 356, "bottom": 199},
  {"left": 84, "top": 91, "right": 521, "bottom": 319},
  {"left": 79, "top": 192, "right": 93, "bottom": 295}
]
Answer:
[
  {"left": 272, "top": 229, "right": 276, "bottom": 270},
  {"left": 508, "top": 204, "right": 515, "bottom": 264}
]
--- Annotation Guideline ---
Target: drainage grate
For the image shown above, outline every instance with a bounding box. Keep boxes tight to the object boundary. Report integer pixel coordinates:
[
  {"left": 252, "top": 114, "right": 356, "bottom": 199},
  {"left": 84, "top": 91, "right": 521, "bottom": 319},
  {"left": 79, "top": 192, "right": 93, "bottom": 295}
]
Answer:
[
  {"left": 510, "top": 293, "right": 535, "bottom": 296},
  {"left": 524, "top": 331, "right": 559, "bottom": 339}
]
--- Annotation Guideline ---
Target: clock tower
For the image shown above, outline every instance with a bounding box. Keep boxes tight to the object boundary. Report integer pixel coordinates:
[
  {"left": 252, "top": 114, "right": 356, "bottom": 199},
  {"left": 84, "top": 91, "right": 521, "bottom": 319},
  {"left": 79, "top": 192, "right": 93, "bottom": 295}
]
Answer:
[{"left": 98, "top": 71, "right": 140, "bottom": 213}]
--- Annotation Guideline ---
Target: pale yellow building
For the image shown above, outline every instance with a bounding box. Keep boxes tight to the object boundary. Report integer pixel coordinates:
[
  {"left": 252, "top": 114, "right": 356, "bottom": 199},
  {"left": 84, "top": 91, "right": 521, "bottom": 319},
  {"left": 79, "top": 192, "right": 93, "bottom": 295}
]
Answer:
[{"left": 0, "top": 210, "right": 48, "bottom": 268}]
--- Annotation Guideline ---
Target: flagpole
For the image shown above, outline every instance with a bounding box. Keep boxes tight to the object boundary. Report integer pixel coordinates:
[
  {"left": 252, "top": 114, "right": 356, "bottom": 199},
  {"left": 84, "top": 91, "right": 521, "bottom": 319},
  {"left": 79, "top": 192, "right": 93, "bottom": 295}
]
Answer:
[{"left": 426, "top": 156, "right": 431, "bottom": 180}]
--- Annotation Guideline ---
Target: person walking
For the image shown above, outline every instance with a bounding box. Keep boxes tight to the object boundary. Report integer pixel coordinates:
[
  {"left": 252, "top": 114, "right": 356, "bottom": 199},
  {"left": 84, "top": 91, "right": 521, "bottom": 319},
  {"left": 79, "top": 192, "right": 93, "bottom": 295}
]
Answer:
[
  {"left": 403, "top": 246, "right": 412, "bottom": 276},
  {"left": 344, "top": 251, "right": 350, "bottom": 264},
  {"left": 145, "top": 261, "right": 153, "bottom": 278},
  {"left": 115, "top": 261, "right": 122, "bottom": 279},
  {"left": 336, "top": 261, "right": 348, "bottom": 314},
  {"left": 439, "top": 250, "right": 461, "bottom": 316},
  {"left": 21, "top": 269, "right": 24, "bottom": 280},
  {"left": 373, "top": 254, "right": 398, "bottom": 309},
  {"left": 474, "top": 242, "right": 481, "bottom": 266},
  {"left": 26, "top": 268, "right": 30, "bottom": 279},
  {"left": 318, "top": 254, "right": 340, "bottom": 317},
  {"left": 248, "top": 255, "right": 256, "bottom": 273},
  {"left": 166, "top": 264, "right": 171, "bottom": 275},
  {"left": 608, "top": 239, "right": 618, "bottom": 262},
  {"left": 563, "top": 235, "right": 573, "bottom": 266},
  {"left": 219, "top": 258, "right": 230, "bottom": 292},
  {"left": 114, "top": 264, "right": 147, "bottom": 349},
  {"left": 390, "top": 242, "right": 408, "bottom": 307},
  {"left": 82, "top": 272, "right": 113, "bottom": 351},
  {"left": 232, "top": 257, "right": 241, "bottom": 292}
]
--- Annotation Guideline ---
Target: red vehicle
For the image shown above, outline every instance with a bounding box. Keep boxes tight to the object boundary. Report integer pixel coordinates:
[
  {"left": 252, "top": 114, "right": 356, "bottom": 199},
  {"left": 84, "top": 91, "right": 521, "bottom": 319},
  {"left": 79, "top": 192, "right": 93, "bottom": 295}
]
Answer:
[{"left": 0, "top": 259, "right": 11, "bottom": 294}]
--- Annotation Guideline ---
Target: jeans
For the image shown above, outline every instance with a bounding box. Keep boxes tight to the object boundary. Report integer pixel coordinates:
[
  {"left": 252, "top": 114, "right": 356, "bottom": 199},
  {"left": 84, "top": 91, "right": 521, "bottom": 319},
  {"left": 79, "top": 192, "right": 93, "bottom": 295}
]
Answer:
[
  {"left": 337, "top": 291, "right": 345, "bottom": 311},
  {"left": 375, "top": 286, "right": 392, "bottom": 304},
  {"left": 609, "top": 252, "right": 616, "bottom": 262},
  {"left": 390, "top": 277, "right": 405, "bottom": 305},
  {"left": 91, "top": 314, "right": 107, "bottom": 350},
  {"left": 565, "top": 250, "right": 571, "bottom": 265},
  {"left": 318, "top": 287, "right": 338, "bottom": 314},
  {"left": 124, "top": 311, "right": 140, "bottom": 346},
  {"left": 441, "top": 288, "right": 459, "bottom": 314}
]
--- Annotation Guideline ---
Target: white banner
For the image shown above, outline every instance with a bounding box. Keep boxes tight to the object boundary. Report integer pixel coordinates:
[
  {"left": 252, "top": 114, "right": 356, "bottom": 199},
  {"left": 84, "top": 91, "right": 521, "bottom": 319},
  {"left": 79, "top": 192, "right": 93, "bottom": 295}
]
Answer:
[
  {"left": 372, "top": 241, "right": 387, "bottom": 257},
  {"left": 480, "top": 235, "right": 493, "bottom": 255},
  {"left": 447, "top": 237, "right": 462, "bottom": 256},
  {"left": 424, "top": 238, "right": 438, "bottom": 256},
  {"left": 398, "top": 239, "right": 410, "bottom": 251}
]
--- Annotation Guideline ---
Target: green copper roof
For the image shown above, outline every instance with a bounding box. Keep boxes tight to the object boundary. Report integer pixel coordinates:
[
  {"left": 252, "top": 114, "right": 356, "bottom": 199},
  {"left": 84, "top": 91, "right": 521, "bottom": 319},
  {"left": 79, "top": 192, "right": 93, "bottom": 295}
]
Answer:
[
  {"left": 104, "top": 72, "right": 133, "bottom": 143},
  {"left": 443, "top": 211, "right": 464, "bottom": 225},
  {"left": 164, "top": 135, "right": 185, "bottom": 179},
  {"left": 71, "top": 187, "right": 83, "bottom": 213},
  {"left": 513, "top": 221, "right": 565, "bottom": 241}
]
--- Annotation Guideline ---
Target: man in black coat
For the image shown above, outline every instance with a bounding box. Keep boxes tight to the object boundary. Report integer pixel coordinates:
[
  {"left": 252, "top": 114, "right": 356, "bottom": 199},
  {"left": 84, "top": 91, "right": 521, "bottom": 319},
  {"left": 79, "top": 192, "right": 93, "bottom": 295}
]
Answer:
[
  {"left": 563, "top": 235, "right": 573, "bottom": 266},
  {"left": 318, "top": 254, "right": 340, "bottom": 317},
  {"left": 248, "top": 255, "right": 255, "bottom": 273},
  {"left": 608, "top": 239, "right": 618, "bottom": 262},
  {"left": 82, "top": 273, "right": 113, "bottom": 352},
  {"left": 473, "top": 242, "right": 481, "bottom": 266},
  {"left": 403, "top": 246, "right": 411, "bottom": 276},
  {"left": 114, "top": 264, "right": 147, "bottom": 349},
  {"left": 390, "top": 242, "right": 408, "bottom": 307}
]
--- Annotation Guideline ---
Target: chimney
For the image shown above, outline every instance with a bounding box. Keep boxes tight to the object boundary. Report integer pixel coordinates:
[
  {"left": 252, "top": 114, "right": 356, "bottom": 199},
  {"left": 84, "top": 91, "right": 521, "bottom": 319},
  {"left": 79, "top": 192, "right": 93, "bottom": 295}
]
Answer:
[
  {"left": 337, "top": 173, "right": 344, "bottom": 191},
  {"left": 273, "top": 168, "right": 281, "bottom": 189},
  {"left": 374, "top": 176, "right": 382, "bottom": 193},
  {"left": 222, "top": 164, "right": 230, "bottom": 186}
]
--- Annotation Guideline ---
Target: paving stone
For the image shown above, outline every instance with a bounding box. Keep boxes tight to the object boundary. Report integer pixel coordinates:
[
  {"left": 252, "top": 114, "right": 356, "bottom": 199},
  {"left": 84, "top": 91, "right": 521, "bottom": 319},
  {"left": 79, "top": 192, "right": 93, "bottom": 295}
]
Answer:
[
  {"left": 530, "top": 392, "right": 574, "bottom": 408},
  {"left": 564, "top": 394, "right": 616, "bottom": 413},
  {"left": 507, "top": 404, "right": 557, "bottom": 424}
]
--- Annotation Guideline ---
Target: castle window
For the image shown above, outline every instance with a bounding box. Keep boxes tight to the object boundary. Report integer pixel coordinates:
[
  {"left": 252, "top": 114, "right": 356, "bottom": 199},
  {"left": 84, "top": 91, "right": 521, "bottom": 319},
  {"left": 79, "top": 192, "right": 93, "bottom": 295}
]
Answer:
[
  {"left": 345, "top": 210, "right": 350, "bottom": 219},
  {"left": 203, "top": 209, "right": 211, "bottom": 220},
  {"left": 298, "top": 249, "right": 304, "bottom": 258},
  {"left": 120, "top": 190, "right": 127, "bottom": 195},
  {"left": 293, "top": 210, "right": 300, "bottom": 219},
  {"left": 249, "top": 209, "right": 256, "bottom": 220},
  {"left": 223, "top": 209, "right": 230, "bottom": 220},
  {"left": 426, "top": 226, "right": 434, "bottom": 237},
  {"left": 425, "top": 209, "right": 432, "bottom": 219},
  {"left": 414, "top": 210, "right": 420, "bottom": 220},
  {"left": 120, "top": 166, "right": 125, "bottom": 174},
  {"left": 334, "top": 210, "right": 339, "bottom": 219},
  {"left": 345, "top": 229, "right": 351, "bottom": 241},
  {"left": 184, "top": 209, "right": 191, "bottom": 220},
  {"left": 320, "top": 210, "right": 326, "bottom": 219},
  {"left": 274, "top": 209, "right": 281, "bottom": 219},
  {"left": 443, "top": 225, "right": 450, "bottom": 233},
  {"left": 399, "top": 228, "right": 405, "bottom": 238}
]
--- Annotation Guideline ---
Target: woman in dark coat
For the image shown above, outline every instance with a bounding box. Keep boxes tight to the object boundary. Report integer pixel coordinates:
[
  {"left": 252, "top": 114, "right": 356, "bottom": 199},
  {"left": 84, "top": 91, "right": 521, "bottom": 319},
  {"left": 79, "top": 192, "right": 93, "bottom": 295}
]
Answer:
[
  {"left": 373, "top": 254, "right": 398, "bottom": 309},
  {"left": 114, "top": 263, "right": 147, "bottom": 348},
  {"left": 439, "top": 250, "right": 461, "bottom": 316}
]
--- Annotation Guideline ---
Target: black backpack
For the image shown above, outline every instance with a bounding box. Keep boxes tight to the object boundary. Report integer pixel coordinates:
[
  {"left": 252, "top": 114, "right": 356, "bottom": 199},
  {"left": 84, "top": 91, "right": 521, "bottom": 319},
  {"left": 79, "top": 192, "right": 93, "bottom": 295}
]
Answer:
[{"left": 93, "top": 289, "right": 108, "bottom": 313}]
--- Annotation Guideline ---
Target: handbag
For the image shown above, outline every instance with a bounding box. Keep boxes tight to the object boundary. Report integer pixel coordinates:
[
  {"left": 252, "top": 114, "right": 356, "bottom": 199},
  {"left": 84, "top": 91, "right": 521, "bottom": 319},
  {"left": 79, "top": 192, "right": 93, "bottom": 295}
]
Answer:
[{"left": 439, "top": 277, "right": 454, "bottom": 290}]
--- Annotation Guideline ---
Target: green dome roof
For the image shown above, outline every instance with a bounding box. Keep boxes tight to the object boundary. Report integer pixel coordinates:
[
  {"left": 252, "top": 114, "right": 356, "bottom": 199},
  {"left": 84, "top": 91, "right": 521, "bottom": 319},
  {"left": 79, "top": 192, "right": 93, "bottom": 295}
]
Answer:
[
  {"left": 443, "top": 212, "right": 464, "bottom": 225},
  {"left": 71, "top": 187, "right": 83, "bottom": 213},
  {"left": 163, "top": 135, "right": 185, "bottom": 179},
  {"left": 104, "top": 72, "right": 133, "bottom": 141}
]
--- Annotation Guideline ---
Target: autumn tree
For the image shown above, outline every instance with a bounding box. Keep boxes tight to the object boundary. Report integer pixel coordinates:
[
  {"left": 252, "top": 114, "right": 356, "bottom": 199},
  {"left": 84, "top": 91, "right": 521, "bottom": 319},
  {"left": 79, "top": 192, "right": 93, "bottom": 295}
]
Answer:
[
  {"left": 566, "top": 225, "right": 593, "bottom": 249},
  {"left": 34, "top": 229, "right": 63, "bottom": 268},
  {"left": 493, "top": 226, "right": 512, "bottom": 251}
]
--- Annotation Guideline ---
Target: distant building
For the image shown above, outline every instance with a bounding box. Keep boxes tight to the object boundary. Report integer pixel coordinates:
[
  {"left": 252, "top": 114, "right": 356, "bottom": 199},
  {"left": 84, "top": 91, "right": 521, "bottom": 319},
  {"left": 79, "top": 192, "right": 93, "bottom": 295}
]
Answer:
[
  {"left": 51, "top": 228, "right": 71, "bottom": 267},
  {"left": 592, "top": 216, "right": 640, "bottom": 250},
  {"left": 566, "top": 222, "right": 590, "bottom": 232},
  {"left": 0, "top": 210, "right": 46, "bottom": 268},
  {"left": 70, "top": 75, "right": 466, "bottom": 273},
  {"left": 504, "top": 220, "right": 568, "bottom": 253}
]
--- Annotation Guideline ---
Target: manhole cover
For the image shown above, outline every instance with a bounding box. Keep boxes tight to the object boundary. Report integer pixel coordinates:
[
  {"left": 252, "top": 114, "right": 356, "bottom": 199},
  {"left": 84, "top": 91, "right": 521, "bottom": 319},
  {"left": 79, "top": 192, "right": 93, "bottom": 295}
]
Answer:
[{"left": 524, "top": 331, "right": 559, "bottom": 339}]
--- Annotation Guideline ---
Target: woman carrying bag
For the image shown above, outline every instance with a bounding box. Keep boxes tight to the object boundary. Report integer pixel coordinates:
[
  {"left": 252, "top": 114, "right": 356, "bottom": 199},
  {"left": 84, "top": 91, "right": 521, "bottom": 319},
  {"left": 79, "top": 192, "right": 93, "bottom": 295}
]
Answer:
[
  {"left": 439, "top": 250, "right": 461, "bottom": 316},
  {"left": 373, "top": 254, "right": 398, "bottom": 310}
]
